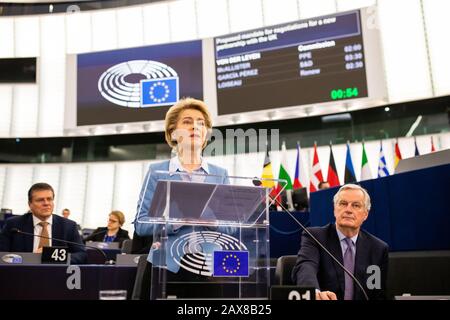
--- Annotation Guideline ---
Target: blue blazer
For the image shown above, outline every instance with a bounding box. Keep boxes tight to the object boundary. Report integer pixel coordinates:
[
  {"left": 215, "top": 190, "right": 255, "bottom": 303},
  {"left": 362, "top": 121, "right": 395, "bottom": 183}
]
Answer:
[
  {"left": 0, "top": 212, "right": 87, "bottom": 264},
  {"left": 291, "top": 223, "right": 389, "bottom": 300},
  {"left": 134, "top": 160, "right": 230, "bottom": 272}
]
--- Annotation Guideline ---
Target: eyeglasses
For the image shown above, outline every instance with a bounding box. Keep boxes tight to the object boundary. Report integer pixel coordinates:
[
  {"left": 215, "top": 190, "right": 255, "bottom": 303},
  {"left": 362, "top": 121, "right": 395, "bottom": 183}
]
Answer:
[
  {"left": 337, "top": 200, "right": 364, "bottom": 210},
  {"left": 108, "top": 219, "right": 119, "bottom": 223}
]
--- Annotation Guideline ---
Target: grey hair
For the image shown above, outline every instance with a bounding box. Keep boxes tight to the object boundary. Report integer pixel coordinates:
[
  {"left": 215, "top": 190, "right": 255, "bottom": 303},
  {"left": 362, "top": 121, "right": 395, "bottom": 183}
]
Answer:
[{"left": 333, "top": 184, "right": 371, "bottom": 211}]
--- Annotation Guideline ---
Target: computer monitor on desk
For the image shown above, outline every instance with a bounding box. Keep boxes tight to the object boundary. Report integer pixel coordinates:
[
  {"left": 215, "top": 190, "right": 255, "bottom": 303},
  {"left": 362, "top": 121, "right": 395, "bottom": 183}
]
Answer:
[
  {"left": 116, "top": 254, "right": 142, "bottom": 266},
  {"left": 86, "top": 241, "right": 120, "bottom": 250},
  {"left": 278, "top": 188, "right": 309, "bottom": 211},
  {"left": 0, "top": 208, "right": 13, "bottom": 220},
  {"left": 292, "top": 188, "right": 309, "bottom": 211}
]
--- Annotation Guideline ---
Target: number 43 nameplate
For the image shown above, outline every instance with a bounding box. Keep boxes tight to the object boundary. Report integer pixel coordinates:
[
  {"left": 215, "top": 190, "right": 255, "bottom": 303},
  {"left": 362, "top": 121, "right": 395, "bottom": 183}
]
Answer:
[{"left": 42, "top": 247, "right": 70, "bottom": 264}]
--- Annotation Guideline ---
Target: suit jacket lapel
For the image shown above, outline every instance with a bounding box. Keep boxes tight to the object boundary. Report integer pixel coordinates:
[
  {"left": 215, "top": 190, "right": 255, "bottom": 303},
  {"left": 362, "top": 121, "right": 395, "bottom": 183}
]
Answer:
[
  {"left": 354, "top": 231, "right": 369, "bottom": 300},
  {"left": 328, "top": 225, "right": 345, "bottom": 296},
  {"left": 23, "top": 214, "right": 34, "bottom": 252},
  {"left": 52, "top": 216, "right": 65, "bottom": 247}
]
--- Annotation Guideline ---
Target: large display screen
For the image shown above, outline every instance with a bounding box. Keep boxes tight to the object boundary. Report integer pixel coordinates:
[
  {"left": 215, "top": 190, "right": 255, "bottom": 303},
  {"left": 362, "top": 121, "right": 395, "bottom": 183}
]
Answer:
[
  {"left": 77, "top": 40, "right": 203, "bottom": 126},
  {"left": 214, "top": 10, "right": 368, "bottom": 115}
]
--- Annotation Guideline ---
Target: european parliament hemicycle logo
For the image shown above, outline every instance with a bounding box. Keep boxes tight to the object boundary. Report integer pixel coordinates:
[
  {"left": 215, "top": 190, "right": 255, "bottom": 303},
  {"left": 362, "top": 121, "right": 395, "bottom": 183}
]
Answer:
[
  {"left": 98, "top": 60, "right": 179, "bottom": 108},
  {"left": 170, "top": 231, "right": 248, "bottom": 277},
  {"left": 213, "top": 250, "right": 249, "bottom": 277}
]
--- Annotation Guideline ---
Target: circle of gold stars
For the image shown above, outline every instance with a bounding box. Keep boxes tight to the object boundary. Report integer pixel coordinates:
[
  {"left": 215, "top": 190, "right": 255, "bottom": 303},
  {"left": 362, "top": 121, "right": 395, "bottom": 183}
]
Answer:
[{"left": 222, "top": 254, "right": 240, "bottom": 274}]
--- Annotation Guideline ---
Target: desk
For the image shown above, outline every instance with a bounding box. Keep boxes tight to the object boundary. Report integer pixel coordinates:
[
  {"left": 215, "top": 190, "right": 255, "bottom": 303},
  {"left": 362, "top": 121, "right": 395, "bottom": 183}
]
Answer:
[{"left": 0, "top": 264, "right": 137, "bottom": 300}]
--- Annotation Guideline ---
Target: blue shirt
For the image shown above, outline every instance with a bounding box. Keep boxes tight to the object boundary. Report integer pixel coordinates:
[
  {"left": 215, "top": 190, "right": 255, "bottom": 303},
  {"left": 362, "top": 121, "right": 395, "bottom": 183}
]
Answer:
[
  {"left": 168, "top": 156, "right": 209, "bottom": 183},
  {"left": 103, "top": 234, "right": 116, "bottom": 243}
]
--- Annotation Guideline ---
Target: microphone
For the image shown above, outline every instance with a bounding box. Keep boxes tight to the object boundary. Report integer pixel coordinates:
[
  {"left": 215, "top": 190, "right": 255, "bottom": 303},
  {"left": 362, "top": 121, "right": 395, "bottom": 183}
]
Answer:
[
  {"left": 268, "top": 194, "right": 370, "bottom": 301},
  {"left": 252, "top": 177, "right": 262, "bottom": 186},
  {"left": 10, "top": 228, "right": 112, "bottom": 265}
]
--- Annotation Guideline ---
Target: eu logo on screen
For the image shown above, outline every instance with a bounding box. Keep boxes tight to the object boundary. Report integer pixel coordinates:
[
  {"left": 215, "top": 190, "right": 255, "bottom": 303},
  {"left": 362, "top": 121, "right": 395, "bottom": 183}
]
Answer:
[
  {"left": 140, "top": 77, "right": 179, "bottom": 107},
  {"left": 213, "top": 250, "right": 249, "bottom": 277}
]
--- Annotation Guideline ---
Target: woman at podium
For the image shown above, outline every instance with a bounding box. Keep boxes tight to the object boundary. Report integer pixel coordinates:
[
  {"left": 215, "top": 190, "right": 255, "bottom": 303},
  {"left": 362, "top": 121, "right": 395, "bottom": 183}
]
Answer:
[{"left": 133, "top": 98, "right": 230, "bottom": 277}]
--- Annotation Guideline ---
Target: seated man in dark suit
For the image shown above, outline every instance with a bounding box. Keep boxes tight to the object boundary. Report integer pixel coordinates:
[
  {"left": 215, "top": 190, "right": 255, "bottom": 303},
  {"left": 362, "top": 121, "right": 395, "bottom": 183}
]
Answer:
[
  {"left": 292, "top": 184, "right": 388, "bottom": 300},
  {"left": 0, "top": 182, "right": 86, "bottom": 264},
  {"left": 83, "top": 210, "right": 130, "bottom": 247}
]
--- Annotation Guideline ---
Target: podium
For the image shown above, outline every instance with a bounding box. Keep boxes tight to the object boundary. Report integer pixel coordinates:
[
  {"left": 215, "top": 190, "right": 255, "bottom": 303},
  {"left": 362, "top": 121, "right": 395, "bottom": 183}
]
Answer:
[{"left": 136, "top": 171, "right": 285, "bottom": 299}]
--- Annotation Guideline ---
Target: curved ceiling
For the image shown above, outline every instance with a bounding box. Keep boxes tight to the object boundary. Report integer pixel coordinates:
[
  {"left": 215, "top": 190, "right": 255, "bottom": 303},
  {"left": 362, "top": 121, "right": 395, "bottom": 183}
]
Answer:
[{"left": 0, "top": 0, "right": 164, "bottom": 16}]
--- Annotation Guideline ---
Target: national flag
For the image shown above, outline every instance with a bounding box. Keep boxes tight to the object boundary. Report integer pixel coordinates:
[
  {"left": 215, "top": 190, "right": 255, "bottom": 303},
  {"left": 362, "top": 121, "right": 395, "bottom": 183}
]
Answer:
[
  {"left": 360, "top": 142, "right": 372, "bottom": 181},
  {"left": 309, "top": 142, "right": 323, "bottom": 192},
  {"left": 377, "top": 141, "right": 390, "bottom": 177},
  {"left": 261, "top": 146, "right": 275, "bottom": 188},
  {"left": 277, "top": 141, "right": 293, "bottom": 191},
  {"left": 431, "top": 136, "right": 436, "bottom": 152},
  {"left": 213, "top": 250, "right": 249, "bottom": 277},
  {"left": 293, "top": 142, "right": 306, "bottom": 189},
  {"left": 394, "top": 140, "right": 402, "bottom": 169},
  {"left": 272, "top": 142, "right": 293, "bottom": 208},
  {"left": 344, "top": 142, "right": 356, "bottom": 183},
  {"left": 141, "top": 77, "right": 179, "bottom": 107},
  {"left": 414, "top": 138, "right": 420, "bottom": 156},
  {"left": 327, "top": 143, "right": 340, "bottom": 187}
]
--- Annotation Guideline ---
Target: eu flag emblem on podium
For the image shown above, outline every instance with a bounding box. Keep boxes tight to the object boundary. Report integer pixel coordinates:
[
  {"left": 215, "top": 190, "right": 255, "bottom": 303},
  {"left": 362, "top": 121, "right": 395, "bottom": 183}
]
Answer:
[
  {"left": 140, "top": 77, "right": 179, "bottom": 107},
  {"left": 213, "top": 251, "right": 249, "bottom": 277}
]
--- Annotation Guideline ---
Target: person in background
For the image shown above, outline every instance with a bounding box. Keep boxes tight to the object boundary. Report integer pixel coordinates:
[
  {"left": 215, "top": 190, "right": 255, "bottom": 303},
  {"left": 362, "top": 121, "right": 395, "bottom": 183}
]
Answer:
[
  {"left": 84, "top": 210, "right": 130, "bottom": 247},
  {"left": 0, "top": 183, "right": 86, "bottom": 264},
  {"left": 318, "top": 181, "right": 331, "bottom": 190},
  {"left": 62, "top": 208, "right": 70, "bottom": 219},
  {"left": 61, "top": 208, "right": 82, "bottom": 235}
]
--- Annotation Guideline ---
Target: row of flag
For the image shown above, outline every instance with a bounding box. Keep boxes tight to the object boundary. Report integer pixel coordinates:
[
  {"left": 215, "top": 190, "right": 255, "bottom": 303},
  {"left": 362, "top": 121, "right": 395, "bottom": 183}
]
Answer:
[{"left": 262, "top": 136, "right": 437, "bottom": 194}]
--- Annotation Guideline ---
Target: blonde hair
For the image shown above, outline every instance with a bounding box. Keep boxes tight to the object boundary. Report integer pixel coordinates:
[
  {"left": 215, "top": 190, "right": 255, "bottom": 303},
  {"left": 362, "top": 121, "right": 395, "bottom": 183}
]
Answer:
[
  {"left": 164, "top": 97, "right": 212, "bottom": 149},
  {"left": 110, "top": 210, "right": 125, "bottom": 226}
]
